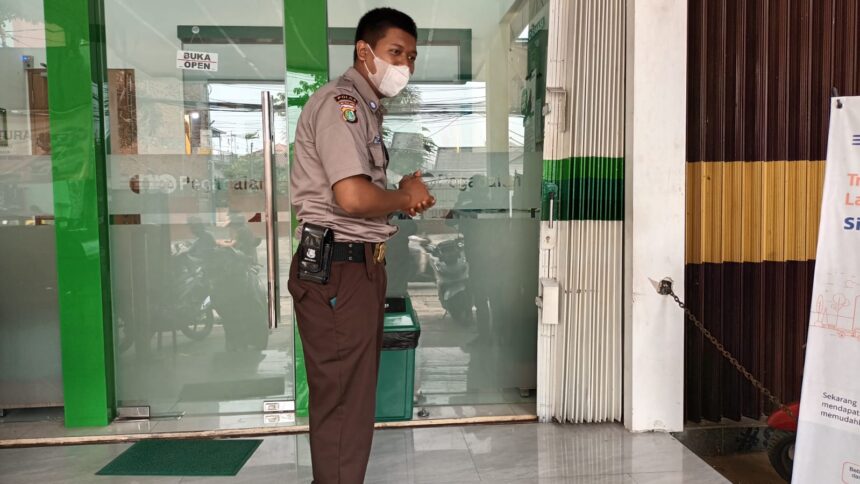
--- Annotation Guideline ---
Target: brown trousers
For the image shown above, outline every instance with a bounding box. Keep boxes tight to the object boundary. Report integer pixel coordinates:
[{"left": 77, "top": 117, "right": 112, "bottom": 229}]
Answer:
[{"left": 288, "top": 245, "right": 386, "bottom": 484}]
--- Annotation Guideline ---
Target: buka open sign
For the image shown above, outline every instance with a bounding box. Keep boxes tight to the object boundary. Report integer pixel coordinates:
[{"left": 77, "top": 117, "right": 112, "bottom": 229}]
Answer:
[{"left": 176, "top": 50, "right": 219, "bottom": 71}]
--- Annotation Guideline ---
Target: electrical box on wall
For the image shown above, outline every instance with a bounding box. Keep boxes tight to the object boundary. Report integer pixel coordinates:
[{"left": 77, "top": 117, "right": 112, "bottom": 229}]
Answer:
[
  {"left": 538, "top": 278, "right": 560, "bottom": 325},
  {"left": 21, "top": 55, "right": 34, "bottom": 69}
]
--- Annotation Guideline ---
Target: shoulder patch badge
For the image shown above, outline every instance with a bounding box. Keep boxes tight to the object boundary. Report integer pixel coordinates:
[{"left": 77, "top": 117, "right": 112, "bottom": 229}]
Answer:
[{"left": 334, "top": 94, "right": 359, "bottom": 124}]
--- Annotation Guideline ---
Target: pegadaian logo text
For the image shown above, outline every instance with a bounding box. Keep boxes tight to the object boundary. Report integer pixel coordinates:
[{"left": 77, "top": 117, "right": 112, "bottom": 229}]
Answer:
[{"left": 128, "top": 174, "right": 263, "bottom": 194}]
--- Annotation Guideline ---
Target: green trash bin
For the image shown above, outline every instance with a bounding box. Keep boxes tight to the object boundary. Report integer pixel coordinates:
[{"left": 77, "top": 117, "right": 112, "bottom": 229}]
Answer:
[{"left": 375, "top": 297, "right": 420, "bottom": 422}]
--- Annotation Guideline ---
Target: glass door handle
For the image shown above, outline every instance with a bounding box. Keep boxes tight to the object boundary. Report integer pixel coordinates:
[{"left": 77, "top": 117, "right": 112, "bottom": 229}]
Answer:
[{"left": 261, "top": 91, "right": 279, "bottom": 330}]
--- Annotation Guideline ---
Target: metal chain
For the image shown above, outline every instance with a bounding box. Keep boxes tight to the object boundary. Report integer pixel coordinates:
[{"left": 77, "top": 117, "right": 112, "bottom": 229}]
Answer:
[{"left": 665, "top": 287, "right": 797, "bottom": 421}]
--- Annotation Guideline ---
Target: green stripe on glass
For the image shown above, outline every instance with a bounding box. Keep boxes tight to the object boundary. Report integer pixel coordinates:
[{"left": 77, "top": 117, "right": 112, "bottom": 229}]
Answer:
[
  {"left": 45, "top": 0, "right": 116, "bottom": 426},
  {"left": 542, "top": 157, "right": 625, "bottom": 222},
  {"left": 285, "top": 0, "right": 328, "bottom": 418}
]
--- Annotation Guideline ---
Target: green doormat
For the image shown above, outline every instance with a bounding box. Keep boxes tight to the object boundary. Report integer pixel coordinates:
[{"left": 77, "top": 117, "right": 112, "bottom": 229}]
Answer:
[{"left": 96, "top": 439, "right": 262, "bottom": 476}]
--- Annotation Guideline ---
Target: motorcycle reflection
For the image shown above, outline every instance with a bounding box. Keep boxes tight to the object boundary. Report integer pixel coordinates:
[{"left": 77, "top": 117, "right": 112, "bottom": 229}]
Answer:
[
  {"left": 115, "top": 237, "right": 215, "bottom": 354},
  {"left": 207, "top": 247, "right": 269, "bottom": 352},
  {"left": 211, "top": 214, "right": 269, "bottom": 351},
  {"left": 116, "top": 217, "right": 268, "bottom": 354},
  {"left": 410, "top": 234, "right": 472, "bottom": 323}
]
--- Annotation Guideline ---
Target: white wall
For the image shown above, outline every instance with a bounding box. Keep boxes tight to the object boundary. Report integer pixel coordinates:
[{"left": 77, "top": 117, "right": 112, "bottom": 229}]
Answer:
[{"left": 623, "top": 0, "right": 687, "bottom": 432}]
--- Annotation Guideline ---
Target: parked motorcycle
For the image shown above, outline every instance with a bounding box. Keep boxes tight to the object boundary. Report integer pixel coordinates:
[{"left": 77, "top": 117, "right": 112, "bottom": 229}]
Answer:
[
  {"left": 413, "top": 234, "right": 472, "bottom": 322},
  {"left": 766, "top": 401, "right": 800, "bottom": 482}
]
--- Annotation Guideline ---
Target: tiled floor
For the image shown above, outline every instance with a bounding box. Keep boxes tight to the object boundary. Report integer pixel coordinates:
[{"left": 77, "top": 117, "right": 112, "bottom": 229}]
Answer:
[
  {"left": 703, "top": 453, "right": 783, "bottom": 483},
  {"left": 0, "top": 423, "right": 729, "bottom": 483}
]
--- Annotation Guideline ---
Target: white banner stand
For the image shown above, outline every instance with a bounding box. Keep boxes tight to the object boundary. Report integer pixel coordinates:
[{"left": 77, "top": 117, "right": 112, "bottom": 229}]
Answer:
[{"left": 794, "top": 97, "right": 860, "bottom": 483}]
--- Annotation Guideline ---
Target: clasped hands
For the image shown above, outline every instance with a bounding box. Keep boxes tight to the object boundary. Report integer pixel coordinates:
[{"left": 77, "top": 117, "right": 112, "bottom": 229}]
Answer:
[{"left": 399, "top": 171, "right": 436, "bottom": 217}]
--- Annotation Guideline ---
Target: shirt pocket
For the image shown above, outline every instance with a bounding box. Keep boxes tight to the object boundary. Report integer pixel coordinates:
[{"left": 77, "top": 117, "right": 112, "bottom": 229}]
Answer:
[{"left": 368, "top": 139, "right": 387, "bottom": 169}]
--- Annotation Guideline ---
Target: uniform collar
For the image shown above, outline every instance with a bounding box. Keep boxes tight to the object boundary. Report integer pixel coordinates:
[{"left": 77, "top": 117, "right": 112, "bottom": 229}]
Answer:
[{"left": 343, "top": 67, "right": 383, "bottom": 115}]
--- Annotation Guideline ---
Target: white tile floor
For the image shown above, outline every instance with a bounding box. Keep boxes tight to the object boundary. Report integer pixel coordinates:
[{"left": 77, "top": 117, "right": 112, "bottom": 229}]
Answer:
[{"left": 0, "top": 423, "right": 729, "bottom": 483}]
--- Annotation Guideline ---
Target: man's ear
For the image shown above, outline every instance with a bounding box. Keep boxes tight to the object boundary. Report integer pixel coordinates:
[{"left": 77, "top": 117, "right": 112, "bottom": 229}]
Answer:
[{"left": 356, "top": 40, "right": 369, "bottom": 62}]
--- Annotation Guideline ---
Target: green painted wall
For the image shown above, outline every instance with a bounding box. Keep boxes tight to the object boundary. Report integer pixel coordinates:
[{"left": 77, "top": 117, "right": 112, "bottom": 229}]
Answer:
[
  {"left": 44, "top": 0, "right": 115, "bottom": 427},
  {"left": 542, "top": 157, "right": 625, "bottom": 222},
  {"left": 285, "top": 0, "right": 329, "bottom": 77}
]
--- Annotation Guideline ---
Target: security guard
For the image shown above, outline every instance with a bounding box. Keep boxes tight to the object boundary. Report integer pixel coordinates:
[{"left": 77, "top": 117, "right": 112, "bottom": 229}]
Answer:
[{"left": 288, "top": 8, "right": 433, "bottom": 484}]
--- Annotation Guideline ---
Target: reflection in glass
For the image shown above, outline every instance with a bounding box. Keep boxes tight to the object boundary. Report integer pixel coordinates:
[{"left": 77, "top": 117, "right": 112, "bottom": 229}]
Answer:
[
  {"left": 104, "top": 0, "right": 294, "bottom": 417},
  {"left": 0, "top": 2, "right": 63, "bottom": 410},
  {"left": 329, "top": 0, "right": 546, "bottom": 407}
]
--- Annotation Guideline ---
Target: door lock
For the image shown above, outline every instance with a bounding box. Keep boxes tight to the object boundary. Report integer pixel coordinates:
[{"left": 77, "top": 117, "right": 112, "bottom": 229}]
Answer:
[{"left": 658, "top": 278, "right": 674, "bottom": 296}]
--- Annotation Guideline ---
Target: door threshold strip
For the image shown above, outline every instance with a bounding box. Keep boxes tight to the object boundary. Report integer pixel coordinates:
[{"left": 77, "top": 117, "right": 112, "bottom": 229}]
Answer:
[{"left": 0, "top": 414, "right": 537, "bottom": 449}]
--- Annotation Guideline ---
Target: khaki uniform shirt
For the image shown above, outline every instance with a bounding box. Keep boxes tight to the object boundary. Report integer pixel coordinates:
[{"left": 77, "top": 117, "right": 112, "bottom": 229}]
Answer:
[{"left": 291, "top": 67, "right": 396, "bottom": 242}]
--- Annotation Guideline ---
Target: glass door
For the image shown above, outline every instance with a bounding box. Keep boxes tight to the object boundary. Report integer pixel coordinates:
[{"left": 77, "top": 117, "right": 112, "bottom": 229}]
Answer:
[
  {"left": 103, "top": 0, "right": 294, "bottom": 418},
  {"left": 0, "top": 1, "right": 64, "bottom": 411},
  {"left": 326, "top": 1, "right": 543, "bottom": 411}
]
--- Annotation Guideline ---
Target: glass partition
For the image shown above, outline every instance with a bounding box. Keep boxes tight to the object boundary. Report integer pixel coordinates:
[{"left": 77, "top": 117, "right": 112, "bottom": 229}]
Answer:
[
  {"left": 328, "top": 0, "right": 546, "bottom": 408},
  {"left": 0, "top": 1, "right": 63, "bottom": 411},
  {"left": 103, "top": 0, "right": 294, "bottom": 417}
]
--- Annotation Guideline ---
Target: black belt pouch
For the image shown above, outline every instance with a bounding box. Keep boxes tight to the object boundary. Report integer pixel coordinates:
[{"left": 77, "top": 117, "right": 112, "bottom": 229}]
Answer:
[{"left": 298, "top": 223, "right": 334, "bottom": 284}]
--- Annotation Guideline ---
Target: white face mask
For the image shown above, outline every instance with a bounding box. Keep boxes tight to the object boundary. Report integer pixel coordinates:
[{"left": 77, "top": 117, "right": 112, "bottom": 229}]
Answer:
[{"left": 363, "top": 46, "right": 411, "bottom": 98}]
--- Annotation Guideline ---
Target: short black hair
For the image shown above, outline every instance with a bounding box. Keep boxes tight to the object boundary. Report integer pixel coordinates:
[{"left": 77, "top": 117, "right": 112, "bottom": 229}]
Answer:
[{"left": 353, "top": 8, "right": 417, "bottom": 62}]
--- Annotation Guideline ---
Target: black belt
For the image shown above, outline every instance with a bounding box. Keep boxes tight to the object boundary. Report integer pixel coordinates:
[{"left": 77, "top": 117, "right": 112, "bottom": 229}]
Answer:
[{"left": 332, "top": 242, "right": 368, "bottom": 262}]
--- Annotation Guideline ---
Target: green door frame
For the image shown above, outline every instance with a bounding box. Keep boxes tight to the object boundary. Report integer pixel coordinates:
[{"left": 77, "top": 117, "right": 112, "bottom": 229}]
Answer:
[
  {"left": 284, "top": 0, "right": 328, "bottom": 418},
  {"left": 46, "top": 0, "right": 327, "bottom": 427},
  {"left": 45, "top": 0, "right": 115, "bottom": 427}
]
